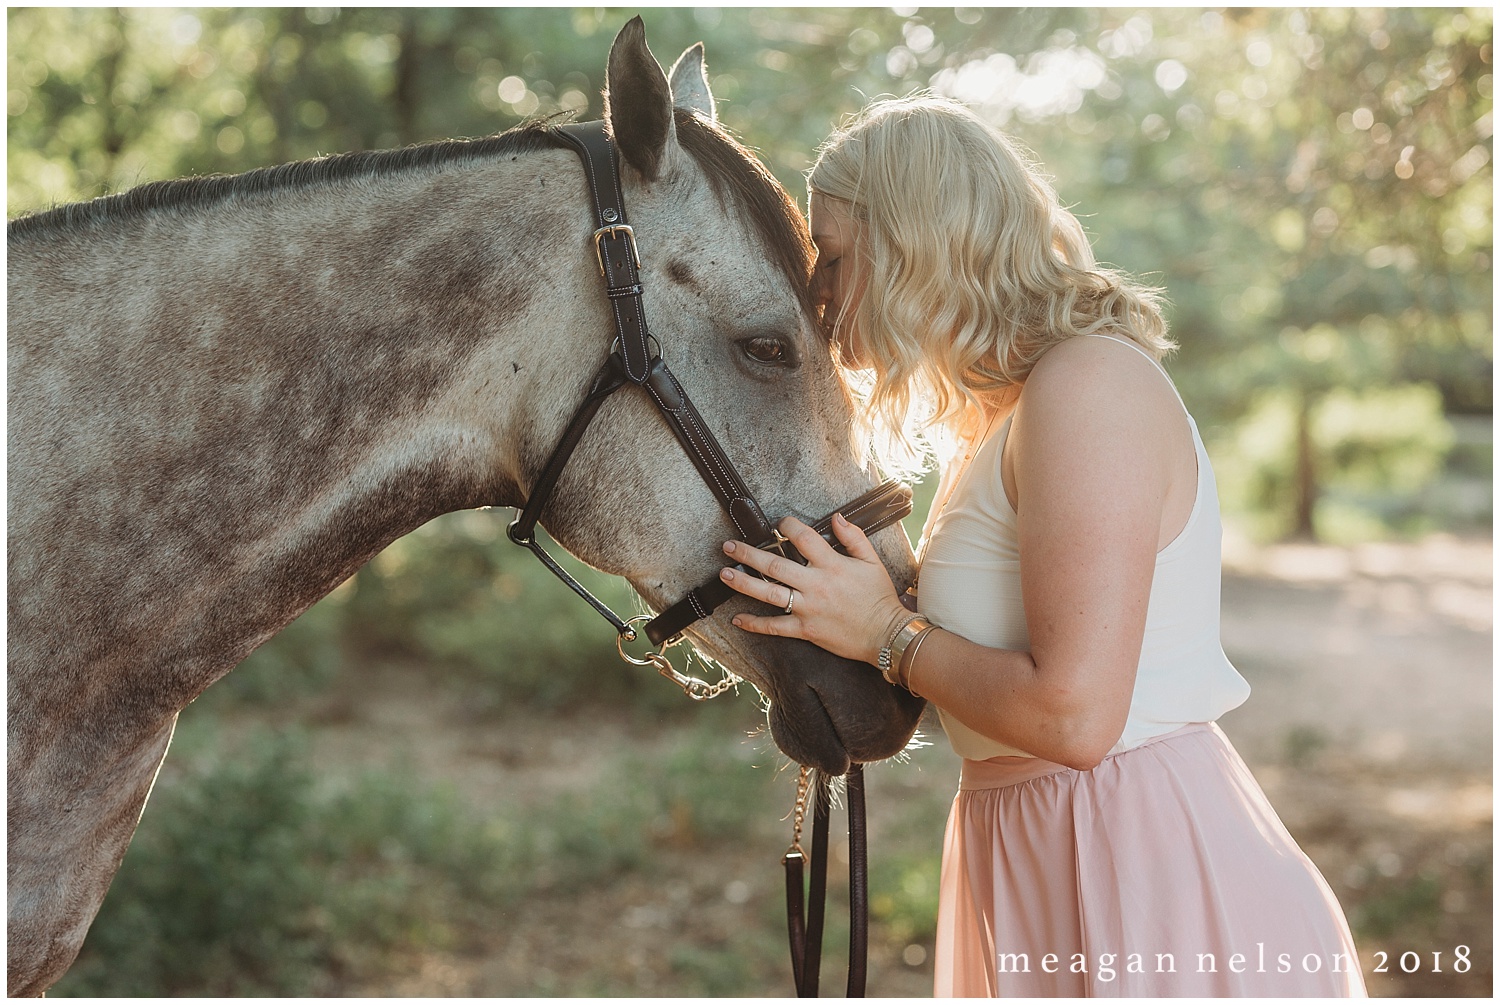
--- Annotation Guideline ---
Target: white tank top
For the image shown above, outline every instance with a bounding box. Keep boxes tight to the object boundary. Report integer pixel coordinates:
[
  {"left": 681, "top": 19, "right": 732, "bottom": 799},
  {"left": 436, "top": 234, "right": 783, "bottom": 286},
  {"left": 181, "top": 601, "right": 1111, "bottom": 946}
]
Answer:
[{"left": 917, "top": 334, "right": 1251, "bottom": 760}]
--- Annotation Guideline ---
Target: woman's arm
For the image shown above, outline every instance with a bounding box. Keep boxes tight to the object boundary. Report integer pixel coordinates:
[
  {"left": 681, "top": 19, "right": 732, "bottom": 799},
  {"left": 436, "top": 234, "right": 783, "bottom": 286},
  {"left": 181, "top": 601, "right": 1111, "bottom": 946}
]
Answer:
[
  {"left": 914, "top": 337, "right": 1181, "bottom": 766},
  {"left": 720, "top": 336, "right": 1191, "bottom": 769}
]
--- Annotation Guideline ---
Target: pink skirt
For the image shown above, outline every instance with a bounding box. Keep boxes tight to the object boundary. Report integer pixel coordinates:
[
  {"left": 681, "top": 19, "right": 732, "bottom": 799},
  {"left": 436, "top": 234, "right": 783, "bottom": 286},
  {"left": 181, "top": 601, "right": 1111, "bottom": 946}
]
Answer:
[{"left": 934, "top": 723, "right": 1366, "bottom": 997}]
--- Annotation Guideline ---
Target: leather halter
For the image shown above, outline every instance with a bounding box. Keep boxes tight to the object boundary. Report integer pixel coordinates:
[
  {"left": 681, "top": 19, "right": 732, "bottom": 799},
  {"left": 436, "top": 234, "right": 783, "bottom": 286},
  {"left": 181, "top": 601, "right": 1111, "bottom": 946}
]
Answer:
[
  {"left": 507, "top": 119, "right": 911, "bottom": 654},
  {"left": 507, "top": 120, "right": 892, "bottom": 997}
]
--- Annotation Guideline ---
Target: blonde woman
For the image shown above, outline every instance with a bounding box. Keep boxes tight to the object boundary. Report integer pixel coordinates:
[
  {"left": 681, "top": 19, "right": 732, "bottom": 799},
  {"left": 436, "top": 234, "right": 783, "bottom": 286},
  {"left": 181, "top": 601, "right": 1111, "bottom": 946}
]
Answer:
[{"left": 716, "top": 96, "right": 1365, "bottom": 997}]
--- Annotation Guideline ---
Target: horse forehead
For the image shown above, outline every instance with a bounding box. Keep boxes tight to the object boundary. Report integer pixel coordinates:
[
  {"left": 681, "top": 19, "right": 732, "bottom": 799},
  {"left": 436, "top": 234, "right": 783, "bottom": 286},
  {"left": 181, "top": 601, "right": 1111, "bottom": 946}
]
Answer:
[{"left": 634, "top": 178, "right": 796, "bottom": 307}]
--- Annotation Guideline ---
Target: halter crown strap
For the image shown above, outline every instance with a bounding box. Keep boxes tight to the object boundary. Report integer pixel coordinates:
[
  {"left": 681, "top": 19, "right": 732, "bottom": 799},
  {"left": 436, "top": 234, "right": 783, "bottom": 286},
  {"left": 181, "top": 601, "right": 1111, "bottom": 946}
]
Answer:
[
  {"left": 553, "top": 122, "right": 652, "bottom": 384},
  {"left": 552, "top": 121, "right": 775, "bottom": 544}
]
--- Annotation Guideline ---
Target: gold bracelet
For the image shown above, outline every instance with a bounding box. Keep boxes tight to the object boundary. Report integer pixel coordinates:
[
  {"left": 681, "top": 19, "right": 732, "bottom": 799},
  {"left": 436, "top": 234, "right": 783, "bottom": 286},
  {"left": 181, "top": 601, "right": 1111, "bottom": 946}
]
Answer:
[
  {"left": 877, "top": 611, "right": 921, "bottom": 685},
  {"left": 884, "top": 617, "right": 932, "bottom": 688},
  {"left": 897, "top": 625, "right": 937, "bottom": 693}
]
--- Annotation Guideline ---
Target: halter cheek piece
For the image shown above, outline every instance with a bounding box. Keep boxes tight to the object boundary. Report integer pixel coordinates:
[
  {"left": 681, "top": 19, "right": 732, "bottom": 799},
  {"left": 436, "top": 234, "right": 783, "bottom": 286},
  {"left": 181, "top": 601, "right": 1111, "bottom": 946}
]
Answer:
[{"left": 505, "top": 120, "right": 897, "bottom": 997}]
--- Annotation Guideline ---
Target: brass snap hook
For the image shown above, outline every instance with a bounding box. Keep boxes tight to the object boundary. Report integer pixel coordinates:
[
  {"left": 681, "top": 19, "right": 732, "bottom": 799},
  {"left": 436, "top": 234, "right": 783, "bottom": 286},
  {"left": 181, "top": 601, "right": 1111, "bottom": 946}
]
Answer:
[{"left": 616, "top": 615, "right": 740, "bottom": 701}]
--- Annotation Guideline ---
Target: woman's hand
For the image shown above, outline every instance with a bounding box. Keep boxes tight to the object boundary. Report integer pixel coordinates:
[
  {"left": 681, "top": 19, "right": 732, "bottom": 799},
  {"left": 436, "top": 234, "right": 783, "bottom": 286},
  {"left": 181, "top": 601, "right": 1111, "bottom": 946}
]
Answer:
[{"left": 720, "top": 512, "right": 911, "bottom": 666}]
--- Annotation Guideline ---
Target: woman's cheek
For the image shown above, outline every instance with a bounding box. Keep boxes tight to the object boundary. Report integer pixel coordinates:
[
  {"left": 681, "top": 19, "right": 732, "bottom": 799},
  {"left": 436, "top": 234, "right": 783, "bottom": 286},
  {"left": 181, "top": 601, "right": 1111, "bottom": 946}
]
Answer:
[{"left": 837, "top": 320, "right": 869, "bottom": 369}]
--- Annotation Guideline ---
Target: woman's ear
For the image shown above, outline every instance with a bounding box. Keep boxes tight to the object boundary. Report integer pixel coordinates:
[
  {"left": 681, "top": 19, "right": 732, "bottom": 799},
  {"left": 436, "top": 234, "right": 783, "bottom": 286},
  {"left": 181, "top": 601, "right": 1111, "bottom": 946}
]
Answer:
[{"left": 603, "top": 16, "right": 676, "bottom": 181}]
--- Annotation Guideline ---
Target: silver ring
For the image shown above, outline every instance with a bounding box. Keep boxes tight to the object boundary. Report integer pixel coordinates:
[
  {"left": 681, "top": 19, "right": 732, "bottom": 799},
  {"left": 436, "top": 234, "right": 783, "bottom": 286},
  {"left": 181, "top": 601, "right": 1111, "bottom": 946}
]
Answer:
[{"left": 783, "top": 587, "right": 796, "bottom": 615}]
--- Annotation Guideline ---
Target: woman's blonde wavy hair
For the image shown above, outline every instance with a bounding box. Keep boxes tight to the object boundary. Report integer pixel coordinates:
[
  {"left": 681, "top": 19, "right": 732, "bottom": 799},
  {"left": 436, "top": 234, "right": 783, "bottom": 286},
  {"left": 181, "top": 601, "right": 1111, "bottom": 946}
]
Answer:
[{"left": 808, "top": 94, "right": 1174, "bottom": 476}]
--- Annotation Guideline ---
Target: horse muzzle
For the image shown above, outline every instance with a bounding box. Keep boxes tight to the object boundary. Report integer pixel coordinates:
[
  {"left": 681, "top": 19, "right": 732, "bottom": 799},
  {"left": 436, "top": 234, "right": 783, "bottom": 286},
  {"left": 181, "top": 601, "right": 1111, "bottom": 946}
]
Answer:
[{"left": 758, "top": 636, "right": 927, "bottom": 775}]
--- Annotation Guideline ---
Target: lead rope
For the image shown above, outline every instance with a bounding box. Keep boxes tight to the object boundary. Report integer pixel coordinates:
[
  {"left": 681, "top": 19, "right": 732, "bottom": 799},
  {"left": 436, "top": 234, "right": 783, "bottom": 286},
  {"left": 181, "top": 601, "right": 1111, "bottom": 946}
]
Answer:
[{"left": 783, "top": 764, "right": 868, "bottom": 997}]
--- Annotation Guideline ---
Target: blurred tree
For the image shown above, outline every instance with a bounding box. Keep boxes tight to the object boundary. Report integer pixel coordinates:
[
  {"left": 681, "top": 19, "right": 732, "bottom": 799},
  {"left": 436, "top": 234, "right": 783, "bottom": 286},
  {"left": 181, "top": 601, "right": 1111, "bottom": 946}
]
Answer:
[{"left": 1008, "top": 8, "right": 1491, "bottom": 537}]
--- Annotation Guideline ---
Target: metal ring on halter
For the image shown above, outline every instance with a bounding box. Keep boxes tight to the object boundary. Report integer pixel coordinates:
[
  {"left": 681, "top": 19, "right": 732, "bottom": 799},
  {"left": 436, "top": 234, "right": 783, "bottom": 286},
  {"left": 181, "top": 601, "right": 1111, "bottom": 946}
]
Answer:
[
  {"left": 782, "top": 587, "right": 796, "bottom": 615},
  {"left": 611, "top": 331, "right": 662, "bottom": 360},
  {"left": 617, "top": 614, "right": 667, "bottom": 666}
]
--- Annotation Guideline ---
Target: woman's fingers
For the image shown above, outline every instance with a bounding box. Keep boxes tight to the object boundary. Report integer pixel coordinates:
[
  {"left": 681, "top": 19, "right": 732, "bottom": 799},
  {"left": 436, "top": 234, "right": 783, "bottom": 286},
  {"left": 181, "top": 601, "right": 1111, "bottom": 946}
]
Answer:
[
  {"left": 778, "top": 516, "right": 838, "bottom": 564},
  {"left": 830, "top": 511, "right": 881, "bottom": 562},
  {"left": 718, "top": 564, "right": 796, "bottom": 609},
  {"left": 720, "top": 513, "right": 903, "bottom": 662},
  {"left": 721, "top": 538, "right": 808, "bottom": 587},
  {"left": 727, "top": 610, "right": 799, "bottom": 636},
  {"left": 717, "top": 563, "right": 804, "bottom": 638}
]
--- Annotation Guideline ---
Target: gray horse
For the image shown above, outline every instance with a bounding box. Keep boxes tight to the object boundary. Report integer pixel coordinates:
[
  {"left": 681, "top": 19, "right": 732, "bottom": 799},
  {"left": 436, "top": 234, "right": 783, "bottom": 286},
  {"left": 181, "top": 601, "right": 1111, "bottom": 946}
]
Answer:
[{"left": 6, "top": 19, "right": 923, "bottom": 996}]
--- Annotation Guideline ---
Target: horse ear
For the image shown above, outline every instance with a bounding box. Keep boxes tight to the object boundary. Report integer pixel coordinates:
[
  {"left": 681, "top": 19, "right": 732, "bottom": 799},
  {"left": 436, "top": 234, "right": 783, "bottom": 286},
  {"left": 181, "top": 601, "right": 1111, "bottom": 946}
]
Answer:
[
  {"left": 604, "top": 16, "right": 675, "bottom": 181},
  {"left": 668, "top": 43, "right": 717, "bottom": 122}
]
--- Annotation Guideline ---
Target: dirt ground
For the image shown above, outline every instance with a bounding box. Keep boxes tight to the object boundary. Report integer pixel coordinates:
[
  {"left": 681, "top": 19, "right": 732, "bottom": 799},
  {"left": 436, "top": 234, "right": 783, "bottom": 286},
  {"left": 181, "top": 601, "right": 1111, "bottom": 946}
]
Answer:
[{"left": 305, "top": 534, "right": 1490, "bottom": 997}]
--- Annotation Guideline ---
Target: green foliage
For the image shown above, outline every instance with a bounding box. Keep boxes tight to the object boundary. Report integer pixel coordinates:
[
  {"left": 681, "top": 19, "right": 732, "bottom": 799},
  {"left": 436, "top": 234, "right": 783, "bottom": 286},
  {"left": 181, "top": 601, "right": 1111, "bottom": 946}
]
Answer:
[
  {"left": 870, "top": 851, "right": 942, "bottom": 945},
  {"left": 213, "top": 592, "right": 345, "bottom": 707},
  {"left": 1317, "top": 385, "right": 1456, "bottom": 493},
  {"left": 531, "top": 717, "right": 779, "bottom": 892},
  {"left": 336, "top": 508, "right": 724, "bottom": 717},
  {"left": 1352, "top": 872, "right": 1446, "bottom": 940},
  {"left": 1281, "top": 724, "right": 1332, "bottom": 769},
  {"left": 54, "top": 731, "right": 324, "bottom": 995},
  {"left": 667, "top": 943, "right": 757, "bottom": 997},
  {"left": 345, "top": 510, "right": 625, "bottom": 708},
  {"left": 50, "top": 711, "right": 782, "bottom": 997},
  {"left": 649, "top": 719, "right": 780, "bottom": 845},
  {"left": 1213, "top": 382, "right": 1458, "bottom": 540},
  {"left": 52, "top": 728, "right": 523, "bottom": 996}
]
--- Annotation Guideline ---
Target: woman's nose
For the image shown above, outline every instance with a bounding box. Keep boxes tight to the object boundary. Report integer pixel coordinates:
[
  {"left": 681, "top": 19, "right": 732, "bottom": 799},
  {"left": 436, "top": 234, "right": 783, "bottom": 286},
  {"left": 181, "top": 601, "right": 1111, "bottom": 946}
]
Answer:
[{"left": 810, "top": 270, "right": 833, "bottom": 313}]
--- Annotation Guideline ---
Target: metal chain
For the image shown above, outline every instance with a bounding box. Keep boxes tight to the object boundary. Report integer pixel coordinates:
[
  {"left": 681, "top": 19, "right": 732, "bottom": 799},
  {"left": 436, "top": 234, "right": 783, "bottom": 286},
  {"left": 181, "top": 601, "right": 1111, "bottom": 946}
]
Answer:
[
  {"left": 654, "top": 651, "right": 742, "bottom": 701},
  {"left": 617, "top": 615, "right": 742, "bottom": 701},
  {"left": 785, "top": 764, "right": 814, "bottom": 858}
]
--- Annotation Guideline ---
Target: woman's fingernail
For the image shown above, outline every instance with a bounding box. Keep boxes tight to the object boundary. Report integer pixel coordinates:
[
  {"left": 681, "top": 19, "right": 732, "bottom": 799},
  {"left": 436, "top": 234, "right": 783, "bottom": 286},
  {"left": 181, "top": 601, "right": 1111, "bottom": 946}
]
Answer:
[
  {"left": 834, "top": 512, "right": 847, "bottom": 525},
  {"left": 732, "top": 616, "right": 744, "bottom": 628},
  {"left": 720, "top": 568, "right": 735, "bottom": 581},
  {"left": 723, "top": 541, "right": 736, "bottom": 554}
]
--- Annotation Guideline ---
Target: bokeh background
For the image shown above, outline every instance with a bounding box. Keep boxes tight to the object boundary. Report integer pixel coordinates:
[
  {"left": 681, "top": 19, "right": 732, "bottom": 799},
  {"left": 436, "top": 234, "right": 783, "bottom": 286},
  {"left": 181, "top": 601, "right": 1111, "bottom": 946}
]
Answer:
[{"left": 8, "top": 6, "right": 1491, "bottom": 996}]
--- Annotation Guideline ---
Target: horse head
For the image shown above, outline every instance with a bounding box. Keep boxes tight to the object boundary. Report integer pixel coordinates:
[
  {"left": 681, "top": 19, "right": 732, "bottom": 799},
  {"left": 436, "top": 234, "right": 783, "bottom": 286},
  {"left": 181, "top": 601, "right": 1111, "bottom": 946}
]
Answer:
[{"left": 521, "top": 19, "right": 924, "bottom": 774}]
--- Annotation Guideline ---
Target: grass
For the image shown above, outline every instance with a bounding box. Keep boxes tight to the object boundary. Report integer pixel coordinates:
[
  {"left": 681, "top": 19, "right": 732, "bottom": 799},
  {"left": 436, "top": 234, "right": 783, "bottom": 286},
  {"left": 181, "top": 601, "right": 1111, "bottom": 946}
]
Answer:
[
  {"left": 52, "top": 728, "right": 527, "bottom": 996},
  {"left": 49, "top": 707, "right": 800, "bottom": 997}
]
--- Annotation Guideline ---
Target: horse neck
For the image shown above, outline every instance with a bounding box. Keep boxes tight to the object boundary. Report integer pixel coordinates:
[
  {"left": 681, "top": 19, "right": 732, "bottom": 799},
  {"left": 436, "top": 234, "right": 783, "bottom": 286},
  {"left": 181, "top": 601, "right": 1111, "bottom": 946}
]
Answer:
[{"left": 8, "top": 147, "right": 595, "bottom": 708}]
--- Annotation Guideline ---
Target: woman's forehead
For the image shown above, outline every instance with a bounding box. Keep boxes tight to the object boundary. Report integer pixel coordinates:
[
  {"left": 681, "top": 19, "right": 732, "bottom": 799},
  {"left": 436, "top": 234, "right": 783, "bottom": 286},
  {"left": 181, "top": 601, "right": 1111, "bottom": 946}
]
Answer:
[{"left": 809, "top": 191, "right": 858, "bottom": 245}]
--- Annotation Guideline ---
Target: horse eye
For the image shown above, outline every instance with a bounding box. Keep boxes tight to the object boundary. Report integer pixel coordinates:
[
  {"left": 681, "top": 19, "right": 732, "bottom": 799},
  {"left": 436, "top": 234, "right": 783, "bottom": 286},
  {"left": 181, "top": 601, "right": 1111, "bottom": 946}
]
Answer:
[{"left": 742, "top": 336, "right": 789, "bottom": 365}]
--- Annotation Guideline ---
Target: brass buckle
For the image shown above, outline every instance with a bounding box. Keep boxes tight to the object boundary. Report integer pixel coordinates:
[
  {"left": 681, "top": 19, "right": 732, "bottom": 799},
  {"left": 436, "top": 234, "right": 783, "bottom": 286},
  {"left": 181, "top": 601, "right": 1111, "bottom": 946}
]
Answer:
[{"left": 593, "top": 224, "right": 639, "bottom": 277}]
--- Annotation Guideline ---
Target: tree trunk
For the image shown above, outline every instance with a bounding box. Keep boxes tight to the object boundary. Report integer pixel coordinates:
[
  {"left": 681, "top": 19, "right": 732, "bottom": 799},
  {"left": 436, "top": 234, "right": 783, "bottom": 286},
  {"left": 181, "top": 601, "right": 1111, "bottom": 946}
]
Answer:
[
  {"left": 393, "top": 14, "right": 421, "bottom": 145},
  {"left": 1291, "top": 389, "right": 1319, "bottom": 540}
]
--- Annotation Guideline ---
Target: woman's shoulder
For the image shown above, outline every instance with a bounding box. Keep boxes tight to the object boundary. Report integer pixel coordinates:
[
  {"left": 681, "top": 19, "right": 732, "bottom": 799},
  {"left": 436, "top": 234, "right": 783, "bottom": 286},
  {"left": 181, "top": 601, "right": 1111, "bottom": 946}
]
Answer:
[
  {"left": 1019, "top": 334, "right": 1182, "bottom": 423},
  {"left": 1007, "top": 333, "right": 1191, "bottom": 485}
]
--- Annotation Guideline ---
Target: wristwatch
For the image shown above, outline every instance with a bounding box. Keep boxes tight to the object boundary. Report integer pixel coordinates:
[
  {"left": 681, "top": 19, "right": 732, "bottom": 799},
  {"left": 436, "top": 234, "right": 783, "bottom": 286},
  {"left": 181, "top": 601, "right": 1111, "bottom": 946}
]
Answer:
[{"left": 879, "top": 616, "right": 933, "bottom": 687}]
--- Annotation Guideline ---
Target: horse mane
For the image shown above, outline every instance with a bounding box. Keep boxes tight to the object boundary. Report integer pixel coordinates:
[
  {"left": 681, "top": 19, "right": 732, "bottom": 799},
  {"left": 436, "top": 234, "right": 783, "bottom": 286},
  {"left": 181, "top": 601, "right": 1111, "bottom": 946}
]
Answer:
[
  {"left": 7, "top": 110, "right": 816, "bottom": 319},
  {"left": 5, "top": 120, "right": 561, "bottom": 242}
]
